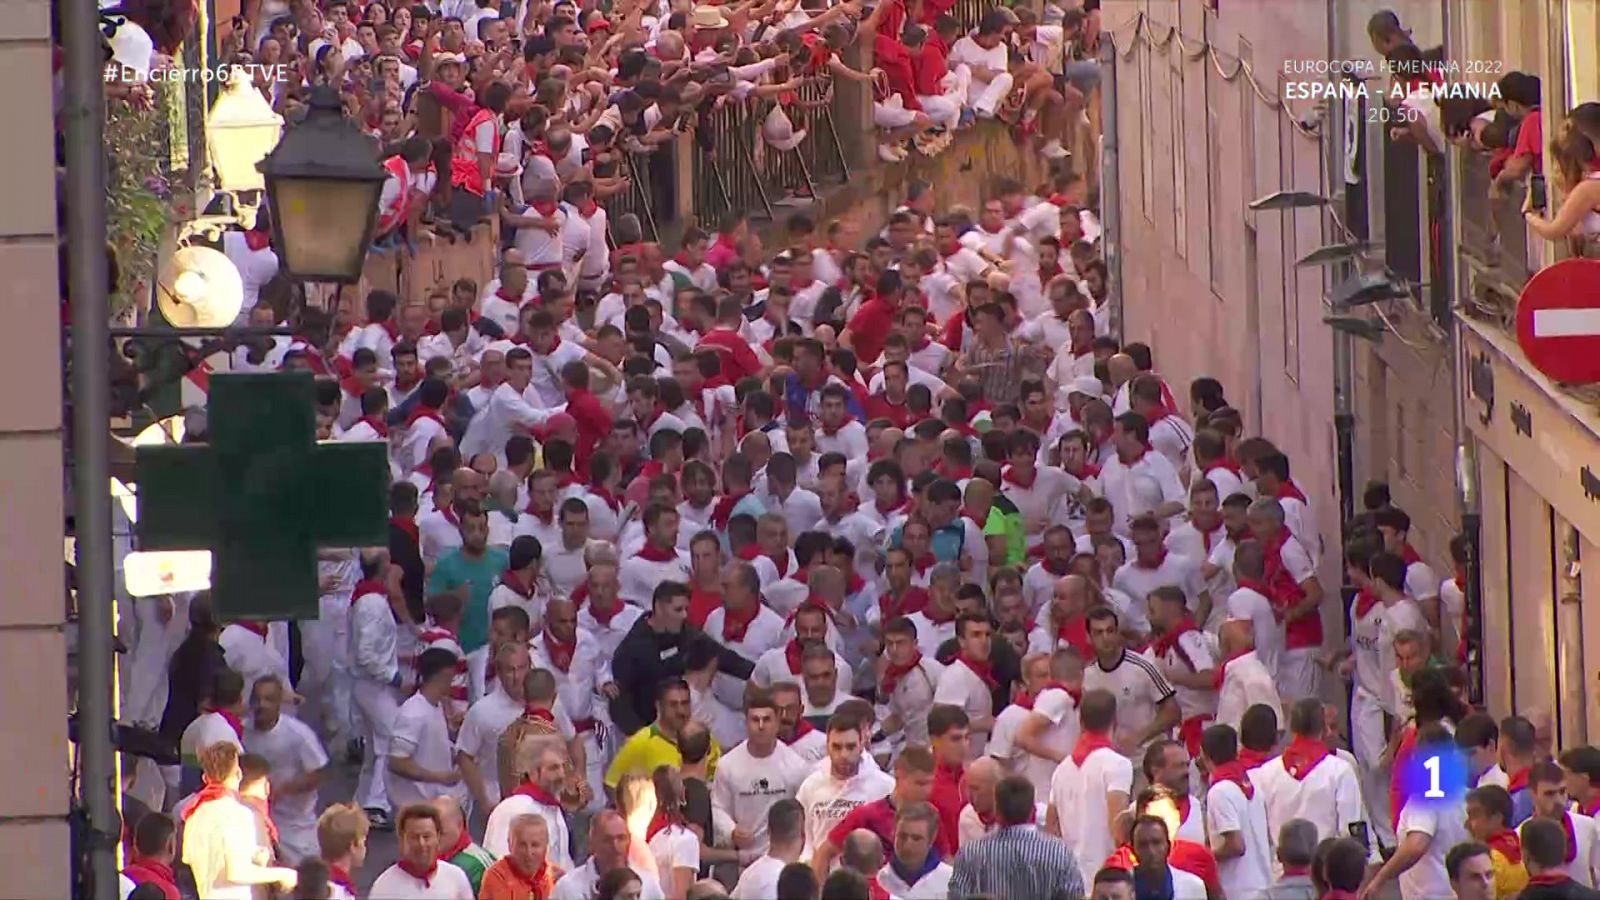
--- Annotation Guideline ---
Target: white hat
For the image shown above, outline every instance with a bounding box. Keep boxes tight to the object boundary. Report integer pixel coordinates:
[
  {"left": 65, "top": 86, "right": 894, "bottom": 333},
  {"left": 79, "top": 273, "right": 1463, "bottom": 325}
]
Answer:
[
  {"left": 434, "top": 51, "right": 466, "bottom": 67},
  {"left": 692, "top": 5, "right": 729, "bottom": 29},
  {"left": 1068, "top": 375, "right": 1103, "bottom": 397},
  {"left": 761, "top": 106, "right": 807, "bottom": 152}
]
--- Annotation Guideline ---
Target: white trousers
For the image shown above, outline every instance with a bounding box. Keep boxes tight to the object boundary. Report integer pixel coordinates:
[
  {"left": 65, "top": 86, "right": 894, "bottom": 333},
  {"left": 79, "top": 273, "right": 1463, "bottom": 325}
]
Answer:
[
  {"left": 298, "top": 619, "right": 353, "bottom": 741},
  {"left": 918, "top": 64, "right": 971, "bottom": 130},
  {"left": 1277, "top": 647, "right": 1321, "bottom": 703},
  {"left": 352, "top": 678, "right": 400, "bottom": 813},
  {"left": 970, "top": 72, "right": 1015, "bottom": 118},
  {"left": 123, "top": 596, "right": 192, "bottom": 728},
  {"left": 1352, "top": 685, "right": 1396, "bottom": 847}
]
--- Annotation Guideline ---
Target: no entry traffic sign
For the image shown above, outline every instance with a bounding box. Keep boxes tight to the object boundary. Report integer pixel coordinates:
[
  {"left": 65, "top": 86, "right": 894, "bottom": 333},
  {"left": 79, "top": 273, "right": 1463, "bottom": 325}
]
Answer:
[{"left": 1516, "top": 258, "right": 1600, "bottom": 384}]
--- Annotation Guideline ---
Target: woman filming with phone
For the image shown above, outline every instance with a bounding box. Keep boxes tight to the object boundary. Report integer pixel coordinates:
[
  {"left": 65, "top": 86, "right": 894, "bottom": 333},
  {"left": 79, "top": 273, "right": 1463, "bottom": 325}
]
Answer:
[{"left": 1525, "top": 103, "right": 1600, "bottom": 255}]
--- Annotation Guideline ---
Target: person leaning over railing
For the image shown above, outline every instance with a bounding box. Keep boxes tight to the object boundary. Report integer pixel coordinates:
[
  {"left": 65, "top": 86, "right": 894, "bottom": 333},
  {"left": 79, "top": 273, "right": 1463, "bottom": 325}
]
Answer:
[{"left": 1524, "top": 103, "right": 1600, "bottom": 255}]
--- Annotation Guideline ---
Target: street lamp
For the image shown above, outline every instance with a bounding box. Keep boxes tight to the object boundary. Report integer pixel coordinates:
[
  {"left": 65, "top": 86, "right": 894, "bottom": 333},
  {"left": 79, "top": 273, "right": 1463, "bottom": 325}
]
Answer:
[
  {"left": 206, "top": 68, "right": 283, "bottom": 193},
  {"left": 255, "top": 85, "right": 385, "bottom": 283}
]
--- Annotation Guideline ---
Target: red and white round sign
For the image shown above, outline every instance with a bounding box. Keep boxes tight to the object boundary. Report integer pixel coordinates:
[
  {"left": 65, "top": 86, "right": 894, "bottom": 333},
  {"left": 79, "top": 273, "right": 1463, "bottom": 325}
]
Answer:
[{"left": 1516, "top": 258, "right": 1600, "bottom": 384}]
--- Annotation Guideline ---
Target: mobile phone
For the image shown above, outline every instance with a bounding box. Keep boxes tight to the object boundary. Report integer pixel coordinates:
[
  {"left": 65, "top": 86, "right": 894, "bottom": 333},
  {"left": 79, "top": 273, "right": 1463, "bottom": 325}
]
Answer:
[
  {"left": 1348, "top": 821, "right": 1370, "bottom": 851},
  {"left": 1528, "top": 174, "right": 1548, "bottom": 212}
]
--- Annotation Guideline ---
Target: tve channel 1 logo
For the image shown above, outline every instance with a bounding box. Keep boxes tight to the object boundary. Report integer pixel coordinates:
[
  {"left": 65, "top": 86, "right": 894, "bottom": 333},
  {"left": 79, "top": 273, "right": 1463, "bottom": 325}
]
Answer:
[{"left": 1398, "top": 742, "right": 1471, "bottom": 809}]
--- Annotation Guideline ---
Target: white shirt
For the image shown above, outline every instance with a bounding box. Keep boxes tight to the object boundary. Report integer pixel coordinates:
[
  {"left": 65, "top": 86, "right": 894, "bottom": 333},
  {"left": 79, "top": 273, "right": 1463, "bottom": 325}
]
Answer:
[
  {"left": 883, "top": 655, "right": 946, "bottom": 748},
  {"left": 1161, "top": 866, "right": 1209, "bottom": 899},
  {"left": 181, "top": 794, "right": 271, "bottom": 900},
  {"left": 219, "top": 624, "right": 292, "bottom": 703},
  {"left": 1113, "top": 554, "right": 1208, "bottom": 620},
  {"left": 453, "top": 687, "right": 527, "bottom": 809},
  {"left": 1149, "top": 629, "right": 1219, "bottom": 724},
  {"left": 732, "top": 855, "right": 789, "bottom": 899},
  {"left": 705, "top": 604, "right": 787, "bottom": 709},
  {"left": 713, "top": 741, "right": 809, "bottom": 852},
  {"left": 1376, "top": 596, "right": 1429, "bottom": 715},
  {"left": 1214, "top": 650, "right": 1282, "bottom": 734},
  {"left": 484, "top": 792, "right": 573, "bottom": 871},
  {"left": 221, "top": 230, "right": 280, "bottom": 311},
  {"left": 795, "top": 765, "right": 897, "bottom": 857},
  {"left": 902, "top": 611, "right": 959, "bottom": 660},
  {"left": 349, "top": 586, "right": 400, "bottom": 684},
  {"left": 1206, "top": 777, "right": 1273, "bottom": 900},
  {"left": 528, "top": 340, "right": 588, "bottom": 408},
  {"left": 877, "top": 859, "right": 955, "bottom": 899},
  {"left": 179, "top": 711, "right": 243, "bottom": 761},
  {"left": 814, "top": 420, "right": 870, "bottom": 460},
  {"left": 551, "top": 860, "right": 665, "bottom": 900},
  {"left": 1394, "top": 795, "right": 1470, "bottom": 900},
  {"left": 949, "top": 34, "right": 1009, "bottom": 86},
  {"left": 751, "top": 646, "right": 855, "bottom": 696},
  {"left": 387, "top": 692, "right": 468, "bottom": 810},
  {"left": 1224, "top": 587, "right": 1283, "bottom": 679},
  {"left": 531, "top": 630, "right": 603, "bottom": 725},
  {"left": 459, "top": 382, "right": 560, "bottom": 459},
  {"left": 1098, "top": 450, "right": 1186, "bottom": 533},
  {"left": 1081, "top": 649, "right": 1175, "bottom": 758},
  {"left": 242, "top": 714, "right": 330, "bottom": 864},
  {"left": 767, "top": 486, "right": 825, "bottom": 539},
  {"left": 648, "top": 823, "right": 701, "bottom": 887},
  {"left": 1252, "top": 749, "right": 1365, "bottom": 845},
  {"left": 1049, "top": 743, "right": 1134, "bottom": 878},
  {"left": 1201, "top": 465, "right": 1247, "bottom": 503},
  {"left": 367, "top": 860, "right": 475, "bottom": 899},
  {"left": 618, "top": 547, "right": 692, "bottom": 607},
  {"left": 418, "top": 508, "right": 465, "bottom": 565},
  {"left": 933, "top": 658, "right": 996, "bottom": 759}
]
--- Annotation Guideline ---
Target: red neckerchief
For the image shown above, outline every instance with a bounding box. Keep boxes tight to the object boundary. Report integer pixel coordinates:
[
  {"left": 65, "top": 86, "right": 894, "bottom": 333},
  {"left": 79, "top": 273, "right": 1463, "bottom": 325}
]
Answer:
[
  {"left": 586, "top": 594, "right": 623, "bottom": 628},
  {"left": 1507, "top": 767, "right": 1531, "bottom": 794},
  {"left": 1056, "top": 616, "right": 1093, "bottom": 656},
  {"left": 998, "top": 464, "right": 1036, "bottom": 486},
  {"left": 710, "top": 490, "right": 751, "bottom": 529},
  {"left": 1320, "top": 892, "right": 1360, "bottom": 900},
  {"left": 505, "top": 858, "right": 555, "bottom": 894},
  {"left": 786, "top": 595, "right": 837, "bottom": 627},
  {"left": 509, "top": 775, "right": 562, "bottom": 808},
  {"left": 880, "top": 586, "right": 929, "bottom": 621},
  {"left": 767, "top": 552, "right": 792, "bottom": 578},
  {"left": 1583, "top": 795, "right": 1600, "bottom": 819},
  {"left": 923, "top": 602, "right": 957, "bottom": 625},
  {"left": 530, "top": 199, "right": 560, "bottom": 218},
  {"left": 646, "top": 810, "right": 686, "bottom": 843},
  {"left": 1454, "top": 565, "right": 1467, "bottom": 592},
  {"left": 243, "top": 229, "right": 271, "bottom": 251},
  {"left": 1017, "top": 681, "right": 1081, "bottom": 710},
  {"left": 1528, "top": 873, "right": 1577, "bottom": 887},
  {"left": 405, "top": 405, "right": 445, "bottom": 429},
  {"left": 1133, "top": 549, "right": 1168, "bottom": 570},
  {"left": 399, "top": 857, "right": 439, "bottom": 886},
  {"left": 782, "top": 718, "right": 817, "bottom": 746},
  {"left": 1237, "top": 748, "right": 1272, "bottom": 769},
  {"left": 358, "top": 414, "right": 389, "bottom": 438},
  {"left": 1209, "top": 760, "right": 1255, "bottom": 799},
  {"left": 956, "top": 654, "right": 996, "bottom": 689},
  {"left": 821, "top": 415, "right": 856, "bottom": 437},
  {"left": 495, "top": 285, "right": 523, "bottom": 305},
  {"left": 1486, "top": 828, "right": 1522, "bottom": 864},
  {"left": 784, "top": 639, "right": 810, "bottom": 674},
  {"left": 180, "top": 780, "right": 231, "bottom": 822},
  {"left": 1071, "top": 731, "right": 1115, "bottom": 766},
  {"left": 938, "top": 241, "right": 962, "bottom": 259},
  {"left": 340, "top": 376, "right": 365, "bottom": 398},
  {"left": 499, "top": 570, "right": 534, "bottom": 600},
  {"left": 524, "top": 501, "right": 555, "bottom": 524},
  {"left": 1150, "top": 617, "right": 1200, "bottom": 670},
  {"left": 123, "top": 858, "right": 180, "bottom": 897},
  {"left": 1353, "top": 587, "right": 1380, "bottom": 618},
  {"left": 523, "top": 705, "right": 558, "bottom": 728},
  {"left": 1401, "top": 543, "right": 1422, "bottom": 566},
  {"left": 390, "top": 513, "right": 419, "bottom": 543},
  {"left": 874, "top": 496, "right": 909, "bottom": 518},
  {"left": 880, "top": 651, "right": 926, "bottom": 695},
  {"left": 1277, "top": 479, "right": 1308, "bottom": 504},
  {"left": 439, "top": 505, "right": 460, "bottom": 526},
  {"left": 243, "top": 795, "right": 280, "bottom": 845},
  {"left": 590, "top": 484, "right": 623, "bottom": 512},
  {"left": 912, "top": 553, "right": 939, "bottom": 576},
  {"left": 721, "top": 602, "right": 761, "bottom": 642},
  {"left": 1280, "top": 735, "right": 1332, "bottom": 780},
  {"left": 329, "top": 865, "right": 358, "bottom": 896},
  {"left": 542, "top": 629, "right": 576, "bottom": 671},
  {"left": 1211, "top": 650, "right": 1249, "bottom": 690},
  {"left": 350, "top": 578, "right": 387, "bottom": 607},
  {"left": 217, "top": 708, "right": 246, "bottom": 739},
  {"left": 637, "top": 542, "right": 679, "bottom": 563},
  {"left": 735, "top": 544, "right": 763, "bottom": 562}
]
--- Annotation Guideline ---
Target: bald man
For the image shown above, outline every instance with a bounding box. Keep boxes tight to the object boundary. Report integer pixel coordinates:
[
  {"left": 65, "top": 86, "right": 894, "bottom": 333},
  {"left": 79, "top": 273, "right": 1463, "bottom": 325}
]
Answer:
[
  {"left": 840, "top": 830, "right": 885, "bottom": 881},
  {"left": 550, "top": 809, "right": 666, "bottom": 899},
  {"left": 1214, "top": 620, "right": 1281, "bottom": 732},
  {"left": 1107, "top": 354, "right": 1137, "bottom": 415},
  {"left": 530, "top": 595, "right": 604, "bottom": 806},
  {"left": 434, "top": 794, "right": 496, "bottom": 894},
  {"left": 420, "top": 467, "right": 487, "bottom": 563},
  {"left": 957, "top": 757, "right": 1006, "bottom": 848}
]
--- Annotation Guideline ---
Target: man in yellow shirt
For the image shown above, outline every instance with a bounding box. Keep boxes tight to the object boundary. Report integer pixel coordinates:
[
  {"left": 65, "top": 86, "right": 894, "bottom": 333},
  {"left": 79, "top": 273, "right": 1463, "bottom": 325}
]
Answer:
[
  {"left": 1466, "top": 784, "right": 1529, "bottom": 898},
  {"left": 605, "top": 679, "right": 721, "bottom": 790}
]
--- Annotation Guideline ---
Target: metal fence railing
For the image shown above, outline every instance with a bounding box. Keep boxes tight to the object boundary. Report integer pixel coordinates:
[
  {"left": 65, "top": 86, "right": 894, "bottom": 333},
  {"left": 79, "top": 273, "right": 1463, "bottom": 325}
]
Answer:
[{"left": 1457, "top": 151, "right": 1533, "bottom": 291}]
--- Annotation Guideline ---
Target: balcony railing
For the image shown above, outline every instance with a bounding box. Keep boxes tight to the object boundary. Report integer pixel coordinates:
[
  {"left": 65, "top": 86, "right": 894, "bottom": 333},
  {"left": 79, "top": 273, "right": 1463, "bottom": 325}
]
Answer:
[{"left": 1456, "top": 150, "right": 1534, "bottom": 296}]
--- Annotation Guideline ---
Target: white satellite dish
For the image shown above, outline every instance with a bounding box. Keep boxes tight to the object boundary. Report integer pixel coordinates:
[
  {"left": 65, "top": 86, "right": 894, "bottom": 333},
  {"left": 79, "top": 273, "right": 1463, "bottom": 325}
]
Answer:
[{"left": 156, "top": 245, "right": 244, "bottom": 328}]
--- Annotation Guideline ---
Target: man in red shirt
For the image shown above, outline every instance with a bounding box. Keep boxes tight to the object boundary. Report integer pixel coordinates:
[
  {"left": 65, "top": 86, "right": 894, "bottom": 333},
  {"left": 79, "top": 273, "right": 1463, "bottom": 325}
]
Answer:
[
  {"left": 697, "top": 296, "right": 765, "bottom": 385},
  {"left": 904, "top": 23, "right": 964, "bottom": 131},
  {"left": 560, "top": 361, "right": 612, "bottom": 478},
  {"left": 843, "top": 269, "right": 904, "bottom": 366},
  {"left": 868, "top": 361, "right": 917, "bottom": 429},
  {"left": 1491, "top": 71, "right": 1543, "bottom": 196}
]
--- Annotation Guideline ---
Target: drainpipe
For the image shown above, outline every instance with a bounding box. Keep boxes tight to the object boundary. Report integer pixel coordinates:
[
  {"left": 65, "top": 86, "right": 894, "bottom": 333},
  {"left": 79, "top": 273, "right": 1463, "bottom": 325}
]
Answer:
[
  {"left": 1097, "top": 30, "right": 1122, "bottom": 341},
  {"left": 1326, "top": 2, "right": 1356, "bottom": 533}
]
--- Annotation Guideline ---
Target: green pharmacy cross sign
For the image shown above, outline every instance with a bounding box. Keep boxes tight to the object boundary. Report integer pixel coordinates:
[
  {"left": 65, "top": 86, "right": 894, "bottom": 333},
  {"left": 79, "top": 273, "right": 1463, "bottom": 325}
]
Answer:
[{"left": 135, "top": 372, "right": 390, "bottom": 620}]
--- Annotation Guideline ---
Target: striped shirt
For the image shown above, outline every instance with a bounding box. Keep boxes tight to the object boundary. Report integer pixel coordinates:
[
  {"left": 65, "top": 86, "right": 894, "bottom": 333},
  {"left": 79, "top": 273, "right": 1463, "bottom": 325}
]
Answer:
[{"left": 948, "top": 824, "right": 1085, "bottom": 900}]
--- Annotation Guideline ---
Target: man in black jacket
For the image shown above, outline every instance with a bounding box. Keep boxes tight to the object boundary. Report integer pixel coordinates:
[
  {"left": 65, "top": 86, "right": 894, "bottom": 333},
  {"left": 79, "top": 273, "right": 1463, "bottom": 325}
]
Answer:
[{"left": 610, "top": 581, "right": 755, "bottom": 734}]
